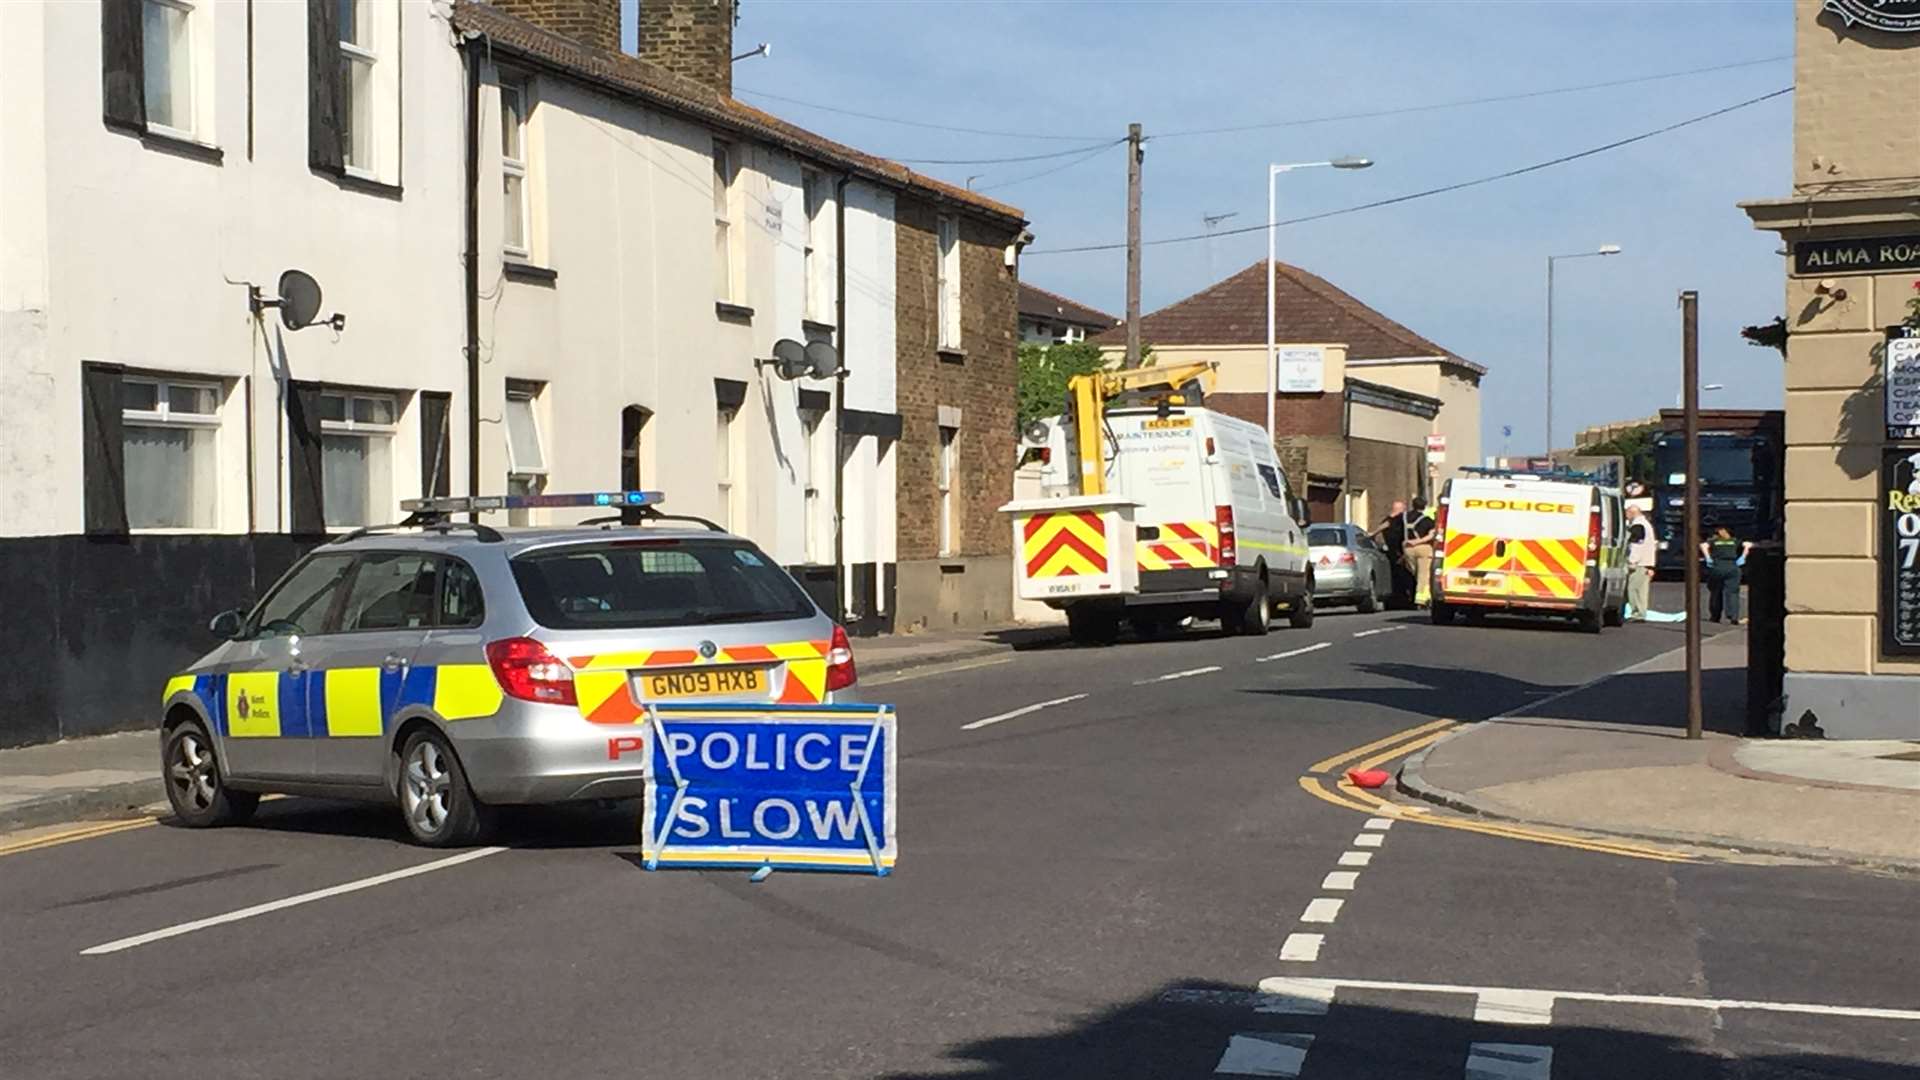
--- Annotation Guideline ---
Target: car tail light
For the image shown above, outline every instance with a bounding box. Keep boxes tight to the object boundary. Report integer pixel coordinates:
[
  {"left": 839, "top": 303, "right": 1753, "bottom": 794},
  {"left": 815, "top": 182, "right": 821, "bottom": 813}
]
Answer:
[
  {"left": 1434, "top": 499, "right": 1450, "bottom": 551},
  {"left": 1338, "top": 551, "right": 1356, "bottom": 565},
  {"left": 486, "top": 637, "right": 578, "bottom": 706},
  {"left": 1587, "top": 508, "right": 1602, "bottom": 560},
  {"left": 825, "top": 624, "right": 857, "bottom": 692},
  {"left": 1215, "top": 504, "right": 1236, "bottom": 565}
]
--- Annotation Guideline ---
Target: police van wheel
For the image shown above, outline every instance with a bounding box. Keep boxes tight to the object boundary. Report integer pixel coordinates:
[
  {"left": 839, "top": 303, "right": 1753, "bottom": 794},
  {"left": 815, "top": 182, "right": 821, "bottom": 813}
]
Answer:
[
  {"left": 1430, "top": 601, "right": 1457, "bottom": 626},
  {"left": 163, "top": 720, "right": 258, "bottom": 828},
  {"left": 399, "top": 730, "right": 492, "bottom": 847},
  {"left": 1067, "top": 608, "right": 1122, "bottom": 646},
  {"left": 1604, "top": 601, "right": 1625, "bottom": 628},
  {"left": 1224, "top": 579, "right": 1271, "bottom": 636},
  {"left": 1576, "top": 608, "right": 1604, "bottom": 636}
]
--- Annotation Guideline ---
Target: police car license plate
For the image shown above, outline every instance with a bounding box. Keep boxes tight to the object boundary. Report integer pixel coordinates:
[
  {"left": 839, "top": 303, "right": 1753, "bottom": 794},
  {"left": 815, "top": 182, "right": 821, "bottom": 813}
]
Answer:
[{"left": 639, "top": 667, "right": 766, "bottom": 700}]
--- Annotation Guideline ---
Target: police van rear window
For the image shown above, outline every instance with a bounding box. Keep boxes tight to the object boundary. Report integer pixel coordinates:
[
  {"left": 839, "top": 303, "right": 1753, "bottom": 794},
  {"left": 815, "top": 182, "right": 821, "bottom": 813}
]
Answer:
[{"left": 511, "top": 540, "right": 817, "bottom": 630}]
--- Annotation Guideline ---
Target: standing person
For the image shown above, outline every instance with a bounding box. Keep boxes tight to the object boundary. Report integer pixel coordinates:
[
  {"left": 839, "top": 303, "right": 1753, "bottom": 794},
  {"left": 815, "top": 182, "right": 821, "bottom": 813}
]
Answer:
[
  {"left": 1699, "top": 525, "right": 1753, "bottom": 625},
  {"left": 1371, "top": 499, "right": 1411, "bottom": 606},
  {"left": 1404, "top": 497, "right": 1437, "bottom": 608},
  {"left": 1624, "top": 503, "right": 1656, "bottom": 620}
]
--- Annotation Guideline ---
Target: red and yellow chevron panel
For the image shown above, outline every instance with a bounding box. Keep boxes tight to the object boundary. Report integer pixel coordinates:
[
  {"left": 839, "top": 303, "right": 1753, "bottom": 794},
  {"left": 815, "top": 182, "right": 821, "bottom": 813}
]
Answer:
[
  {"left": 1440, "top": 534, "right": 1588, "bottom": 603},
  {"left": 1022, "top": 511, "right": 1109, "bottom": 578},
  {"left": 1136, "top": 520, "right": 1219, "bottom": 572},
  {"left": 568, "top": 641, "right": 833, "bottom": 723}
]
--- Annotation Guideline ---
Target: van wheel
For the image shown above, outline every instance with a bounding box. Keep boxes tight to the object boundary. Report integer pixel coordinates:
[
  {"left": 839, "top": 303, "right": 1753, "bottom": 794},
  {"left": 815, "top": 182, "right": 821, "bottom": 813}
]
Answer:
[
  {"left": 1576, "top": 608, "right": 1604, "bottom": 636},
  {"left": 1067, "top": 608, "right": 1122, "bottom": 646},
  {"left": 1222, "top": 579, "right": 1271, "bottom": 637},
  {"left": 1431, "top": 601, "right": 1456, "bottom": 626},
  {"left": 1603, "top": 602, "right": 1625, "bottom": 628},
  {"left": 1287, "top": 589, "right": 1315, "bottom": 629},
  {"left": 1132, "top": 616, "right": 1176, "bottom": 641},
  {"left": 163, "top": 719, "right": 259, "bottom": 828},
  {"left": 399, "top": 729, "right": 492, "bottom": 847}
]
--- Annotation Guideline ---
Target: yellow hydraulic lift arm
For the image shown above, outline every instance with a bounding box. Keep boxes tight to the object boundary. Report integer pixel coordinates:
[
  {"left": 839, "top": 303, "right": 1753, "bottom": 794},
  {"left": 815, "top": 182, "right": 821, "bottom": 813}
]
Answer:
[{"left": 1065, "top": 361, "right": 1218, "bottom": 496}]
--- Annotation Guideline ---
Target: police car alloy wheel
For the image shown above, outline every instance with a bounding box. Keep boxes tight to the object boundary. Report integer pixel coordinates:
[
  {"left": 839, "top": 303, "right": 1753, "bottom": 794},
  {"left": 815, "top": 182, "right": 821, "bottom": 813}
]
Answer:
[
  {"left": 163, "top": 720, "right": 258, "bottom": 828},
  {"left": 399, "top": 730, "right": 491, "bottom": 847}
]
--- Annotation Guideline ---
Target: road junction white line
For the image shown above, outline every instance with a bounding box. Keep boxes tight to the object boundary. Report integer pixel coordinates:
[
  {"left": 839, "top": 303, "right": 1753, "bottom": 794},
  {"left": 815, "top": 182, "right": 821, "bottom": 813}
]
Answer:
[
  {"left": 1255, "top": 642, "right": 1332, "bottom": 663},
  {"left": 961, "top": 693, "right": 1089, "bottom": 731},
  {"left": 1135, "top": 665, "right": 1221, "bottom": 684}
]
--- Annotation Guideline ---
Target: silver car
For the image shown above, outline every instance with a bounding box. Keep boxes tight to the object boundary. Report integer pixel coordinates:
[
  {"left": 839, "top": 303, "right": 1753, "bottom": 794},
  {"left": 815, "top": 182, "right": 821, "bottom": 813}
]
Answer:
[
  {"left": 159, "top": 501, "right": 855, "bottom": 847},
  {"left": 1307, "top": 523, "right": 1393, "bottom": 612}
]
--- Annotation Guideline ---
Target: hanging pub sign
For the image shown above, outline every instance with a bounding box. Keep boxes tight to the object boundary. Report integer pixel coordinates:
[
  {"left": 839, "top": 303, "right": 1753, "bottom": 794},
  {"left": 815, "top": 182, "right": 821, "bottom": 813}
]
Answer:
[
  {"left": 1889, "top": 326, "right": 1920, "bottom": 441},
  {"left": 1823, "top": 0, "right": 1920, "bottom": 32},
  {"left": 1886, "top": 448, "right": 1920, "bottom": 657},
  {"left": 1793, "top": 235, "right": 1920, "bottom": 276}
]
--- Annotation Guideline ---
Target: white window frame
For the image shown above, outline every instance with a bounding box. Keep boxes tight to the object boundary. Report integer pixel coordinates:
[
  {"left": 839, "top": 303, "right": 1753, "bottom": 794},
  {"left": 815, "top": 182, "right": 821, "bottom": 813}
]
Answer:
[
  {"left": 504, "top": 381, "right": 547, "bottom": 479},
  {"left": 937, "top": 425, "right": 958, "bottom": 556},
  {"left": 500, "top": 80, "right": 532, "bottom": 259},
  {"left": 713, "top": 141, "right": 737, "bottom": 303},
  {"left": 339, "top": 0, "right": 378, "bottom": 178},
  {"left": 122, "top": 375, "right": 222, "bottom": 532},
  {"left": 802, "top": 169, "right": 829, "bottom": 323},
  {"left": 937, "top": 215, "right": 962, "bottom": 350},
  {"left": 142, "top": 0, "right": 198, "bottom": 142},
  {"left": 319, "top": 390, "right": 399, "bottom": 530},
  {"left": 716, "top": 405, "right": 740, "bottom": 530}
]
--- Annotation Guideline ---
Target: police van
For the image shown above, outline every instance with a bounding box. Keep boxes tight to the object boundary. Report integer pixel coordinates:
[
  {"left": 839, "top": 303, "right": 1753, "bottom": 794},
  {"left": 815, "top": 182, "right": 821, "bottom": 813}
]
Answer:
[
  {"left": 1027, "top": 405, "right": 1315, "bottom": 642},
  {"left": 158, "top": 492, "right": 856, "bottom": 847},
  {"left": 1430, "top": 469, "right": 1627, "bottom": 633}
]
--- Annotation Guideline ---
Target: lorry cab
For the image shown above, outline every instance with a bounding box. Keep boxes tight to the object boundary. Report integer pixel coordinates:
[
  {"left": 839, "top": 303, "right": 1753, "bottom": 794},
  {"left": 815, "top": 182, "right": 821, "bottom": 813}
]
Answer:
[
  {"left": 1431, "top": 470, "right": 1626, "bottom": 633},
  {"left": 1026, "top": 404, "right": 1314, "bottom": 643}
]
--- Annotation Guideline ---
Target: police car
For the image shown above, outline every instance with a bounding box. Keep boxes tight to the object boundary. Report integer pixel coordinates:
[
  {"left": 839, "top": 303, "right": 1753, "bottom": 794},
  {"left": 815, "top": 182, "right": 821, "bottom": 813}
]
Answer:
[{"left": 159, "top": 492, "right": 857, "bottom": 847}]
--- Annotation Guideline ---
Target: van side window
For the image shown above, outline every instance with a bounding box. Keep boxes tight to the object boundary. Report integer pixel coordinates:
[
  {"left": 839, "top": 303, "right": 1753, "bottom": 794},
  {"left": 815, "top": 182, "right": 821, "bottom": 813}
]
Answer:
[{"left": 1255, "top": 463, "right": 1285, "bottom": 500}]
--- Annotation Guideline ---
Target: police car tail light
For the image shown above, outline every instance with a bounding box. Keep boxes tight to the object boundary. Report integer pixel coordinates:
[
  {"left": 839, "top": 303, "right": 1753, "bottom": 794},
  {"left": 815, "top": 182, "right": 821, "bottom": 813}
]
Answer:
[
  {"left": 1434, "top": 500, "right": 1449, "bottom": 547},
  {"left": 825, "top": 624, "right": 857, "bottom": 692},
  {"left": 1215, "top": 504, "right": 1236, "bottom": 565},
  {"left": 486, "top": 637, "right": 578, "bottom": 706},
  {"left": 1587, "top": 509, "right": 1602, "bottom": 559}
]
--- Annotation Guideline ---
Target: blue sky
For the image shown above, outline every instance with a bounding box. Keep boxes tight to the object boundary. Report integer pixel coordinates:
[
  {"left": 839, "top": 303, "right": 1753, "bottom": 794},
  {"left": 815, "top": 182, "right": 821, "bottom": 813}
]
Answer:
[{"left": 626, "top": 0, "right": 1795, "bottom": 456}]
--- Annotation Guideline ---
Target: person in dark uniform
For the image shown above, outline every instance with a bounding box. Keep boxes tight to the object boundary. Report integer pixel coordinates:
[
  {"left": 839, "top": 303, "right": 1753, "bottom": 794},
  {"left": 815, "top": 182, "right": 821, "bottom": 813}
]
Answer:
[
  {"left": 1698, "top": 525, "right": 1753, "bottom": 625},
  {"left": 1370, "top": 499, "right": 1412, "bottom": 606}
]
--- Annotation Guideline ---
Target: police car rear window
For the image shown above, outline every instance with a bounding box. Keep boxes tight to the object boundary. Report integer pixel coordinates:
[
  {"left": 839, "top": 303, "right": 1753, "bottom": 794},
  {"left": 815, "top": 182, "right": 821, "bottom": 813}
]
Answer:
[{"left": 510, "top": 540, "right": 817, "bottom": 630}]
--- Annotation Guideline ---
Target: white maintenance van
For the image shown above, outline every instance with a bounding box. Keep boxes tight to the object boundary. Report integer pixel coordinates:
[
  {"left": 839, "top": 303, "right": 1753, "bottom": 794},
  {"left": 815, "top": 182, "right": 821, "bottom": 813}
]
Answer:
[{"left": 1001, "top": 364, "right": 1315, "bottom": 645}]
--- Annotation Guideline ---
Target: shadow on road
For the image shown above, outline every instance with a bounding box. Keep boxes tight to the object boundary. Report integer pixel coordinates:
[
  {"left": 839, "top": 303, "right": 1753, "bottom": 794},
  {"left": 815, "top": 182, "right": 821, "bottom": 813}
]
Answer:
[
  {"left": 1246, "top": 660, "right": 1749, "bottom": 735},
  {"left": 875, "top": 979, "right": 1918, "bottom": 1079},
  {"left": 165, "top": 797, "right": 644, "bottom": 849}
]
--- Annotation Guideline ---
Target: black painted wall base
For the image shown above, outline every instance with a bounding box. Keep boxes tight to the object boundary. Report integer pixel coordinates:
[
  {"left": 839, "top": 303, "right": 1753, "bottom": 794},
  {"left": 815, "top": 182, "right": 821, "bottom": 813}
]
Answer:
[{"left": 0, "top": 534, "right": 317, "bottom": 748}]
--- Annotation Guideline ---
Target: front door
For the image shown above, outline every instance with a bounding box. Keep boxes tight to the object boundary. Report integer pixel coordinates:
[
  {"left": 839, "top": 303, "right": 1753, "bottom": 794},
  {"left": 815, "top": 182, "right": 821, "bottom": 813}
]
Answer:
[
  {"left": 308, "top": 553, "right": 436, "bottom": 785},
  {"left": 221, "top": 552, "right": 357, "bottom": 780}
]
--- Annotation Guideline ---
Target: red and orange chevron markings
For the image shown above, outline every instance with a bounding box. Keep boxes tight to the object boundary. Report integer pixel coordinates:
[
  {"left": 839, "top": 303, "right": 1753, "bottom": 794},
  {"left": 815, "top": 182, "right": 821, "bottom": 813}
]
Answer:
[{"left": 1023, "top": 511, "right": 1109, "bottom": 578}]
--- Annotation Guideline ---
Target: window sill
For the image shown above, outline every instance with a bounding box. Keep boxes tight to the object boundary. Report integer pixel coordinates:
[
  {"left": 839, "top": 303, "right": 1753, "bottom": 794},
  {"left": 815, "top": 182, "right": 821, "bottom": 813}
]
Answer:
[
  {"left": 503, "top": 260, "right": 558, "bottom": 286},
  {"left": 715, "top": 301, "right": 756, "bottom": 324},
  {"left": 937, "top": 347, "right": 967, "bottom": 364},
  {"left": 322, "top": 167, "right": 404, "bottom": 200},
  {"left": 119, "top": 125, "right": 225, "bottom": 165},
  {"left": 802, "top": 318, "right": 837, "bottom": 335},
  {"left": 939, "top": 560, "right": 967, "bottom": 572}
]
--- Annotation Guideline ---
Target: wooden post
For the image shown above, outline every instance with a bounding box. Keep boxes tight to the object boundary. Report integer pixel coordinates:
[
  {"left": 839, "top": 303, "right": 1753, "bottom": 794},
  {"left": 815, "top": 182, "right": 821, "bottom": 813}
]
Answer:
[
  {"left": 1124, "top": 123, "right": 1143, "bottom": 369},
  {"left": 1681, "top": 290, "right": 1703, "bottom": 740}
]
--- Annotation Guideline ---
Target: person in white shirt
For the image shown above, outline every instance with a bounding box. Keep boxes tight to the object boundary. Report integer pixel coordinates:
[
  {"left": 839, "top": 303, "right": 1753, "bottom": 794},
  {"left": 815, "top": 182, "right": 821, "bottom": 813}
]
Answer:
[{"left": 1624, "top": 503, "right": 1657, "bottom": 620}]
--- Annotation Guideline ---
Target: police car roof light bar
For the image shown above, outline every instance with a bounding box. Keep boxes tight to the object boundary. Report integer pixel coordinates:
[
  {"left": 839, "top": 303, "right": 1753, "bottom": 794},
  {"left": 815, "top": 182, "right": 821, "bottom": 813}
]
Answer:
[
  {"left": 398, "top": 490, "right": 667, "bottom": 516},
  {"left": 1461, "top": 465, "right": 1608, "bottom": 485}
]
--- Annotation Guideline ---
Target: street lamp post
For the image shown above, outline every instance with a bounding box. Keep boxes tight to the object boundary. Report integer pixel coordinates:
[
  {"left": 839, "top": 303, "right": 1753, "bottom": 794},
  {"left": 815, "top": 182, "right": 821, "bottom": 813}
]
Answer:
[
  {"left": 1267, "top": 155, "right": 1372, "bottom": 442},
  {"left": 1544, "top": 244, "right": 1622, "bottom": 453}
]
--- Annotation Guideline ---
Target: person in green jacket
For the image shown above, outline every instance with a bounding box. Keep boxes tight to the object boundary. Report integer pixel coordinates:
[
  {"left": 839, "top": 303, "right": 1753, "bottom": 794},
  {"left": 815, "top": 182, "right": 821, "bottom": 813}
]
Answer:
[{"left": 1699, "top": 526, "right": 1753, "bottom": 625}]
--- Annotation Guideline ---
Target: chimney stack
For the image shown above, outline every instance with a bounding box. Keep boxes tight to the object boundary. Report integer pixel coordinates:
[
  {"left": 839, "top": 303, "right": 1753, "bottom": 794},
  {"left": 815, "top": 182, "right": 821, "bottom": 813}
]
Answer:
[
  {"left": 637, "top": 0, "right": 737, "bottom": 97},
  {"left": 489, "top": 0, "right": 623, "bottom": 54}
]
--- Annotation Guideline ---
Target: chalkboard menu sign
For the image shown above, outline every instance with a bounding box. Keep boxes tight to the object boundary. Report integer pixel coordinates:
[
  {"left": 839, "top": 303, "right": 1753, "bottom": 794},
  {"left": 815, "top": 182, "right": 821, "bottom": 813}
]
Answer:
[{"left": 1887, "top": 448, "right": 1920, "bottom": 656}]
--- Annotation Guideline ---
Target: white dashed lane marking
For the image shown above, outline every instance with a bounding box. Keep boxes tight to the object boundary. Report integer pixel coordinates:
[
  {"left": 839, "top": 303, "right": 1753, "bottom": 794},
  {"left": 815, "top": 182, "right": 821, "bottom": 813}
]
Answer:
[
  {"left": 1363, "top": 817, "right": 1395, "bottom": 830},
  {"left": 1299, "top": 898, "right": 1344, "bottom": 924},
  {"left": 1351, "top": 626, "right": 1407, "bottom": 638},
  {"left": 1320, "top": 871, "right": 1359, "bottom": 891},
  {"left": 1135, "top": 665, "right": 1222, "bottom": 684},
  {"left": 961, "top": 693, "right": 1088, "bottom": 731},
  {"left": 1352, "top": 833, "right": 1386, "bottom": 848},
  {"left": 1256, "top": 642, "right": 1332, "bottom": 663},
  {"left": 1337, "top": 851, "right": 1373, "bottom": 867},
  {"left": 1214, "top": 1032, "right": 1313, "bottom": 1077},
  {"left": 1278, "top": 932, "right": 1323, "bottom": 962}
]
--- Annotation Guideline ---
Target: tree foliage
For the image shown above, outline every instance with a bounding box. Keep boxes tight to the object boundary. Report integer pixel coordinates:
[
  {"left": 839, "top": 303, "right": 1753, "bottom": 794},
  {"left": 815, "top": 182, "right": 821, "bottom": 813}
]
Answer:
[
  {"left": 1578, "top": 425, "right": 1659, "bottom": 485},
  {"left": 1016, "top": 341, "right": 1110, "bottom": 430}
]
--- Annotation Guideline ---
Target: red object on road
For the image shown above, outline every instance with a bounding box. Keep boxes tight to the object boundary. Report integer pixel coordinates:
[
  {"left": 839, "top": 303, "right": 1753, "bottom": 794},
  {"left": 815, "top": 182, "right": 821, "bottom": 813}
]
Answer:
[{"left": 1346, "top": 768, "right": 1392, "bottom": 789}]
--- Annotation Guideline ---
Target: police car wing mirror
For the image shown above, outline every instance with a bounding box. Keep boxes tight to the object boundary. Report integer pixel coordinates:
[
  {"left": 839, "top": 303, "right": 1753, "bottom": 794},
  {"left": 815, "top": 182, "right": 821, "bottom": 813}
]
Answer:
[{"left": 209, "top": 609, "right": 245, "bottom": 641}]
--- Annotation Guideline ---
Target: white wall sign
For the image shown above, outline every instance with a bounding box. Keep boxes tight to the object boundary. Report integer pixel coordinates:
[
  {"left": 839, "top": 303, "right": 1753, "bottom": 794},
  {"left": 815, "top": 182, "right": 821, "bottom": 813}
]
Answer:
[
  {"left": 1425, "top": 433, "right": 1447, "bottom": 463},
  {"left": 1276, "top": 347, "right": 1325, "bottom": 394},
  {"left": 1888, "top": 328, "right": 1920, "bottom": 440}
]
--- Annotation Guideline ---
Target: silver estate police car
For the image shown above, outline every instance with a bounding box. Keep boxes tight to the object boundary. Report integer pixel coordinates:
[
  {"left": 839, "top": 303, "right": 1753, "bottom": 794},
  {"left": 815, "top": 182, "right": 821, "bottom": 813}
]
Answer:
[{"left": 159, "top": 492, "right": 857, "bottom": 847}]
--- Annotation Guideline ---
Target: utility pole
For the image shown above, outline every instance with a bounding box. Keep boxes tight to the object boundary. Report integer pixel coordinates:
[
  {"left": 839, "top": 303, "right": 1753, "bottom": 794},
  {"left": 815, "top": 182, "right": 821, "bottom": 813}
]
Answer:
[
  {"left": 1124, "top": 122, "right": 1143, "bottom": 369},
  {"left": 1681, "top": 290, "right": 1703, "bottom": 740}
]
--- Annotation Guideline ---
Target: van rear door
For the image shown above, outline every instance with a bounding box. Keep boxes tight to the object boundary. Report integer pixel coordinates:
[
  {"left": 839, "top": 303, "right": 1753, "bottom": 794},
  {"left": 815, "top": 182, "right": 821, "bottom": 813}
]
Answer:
[
  {"left": 1108, "top": 411, "right": 1217, "bottom": 571},
  {"left": 1442, "top": 482, "right": 1590, "bottom": 604}
]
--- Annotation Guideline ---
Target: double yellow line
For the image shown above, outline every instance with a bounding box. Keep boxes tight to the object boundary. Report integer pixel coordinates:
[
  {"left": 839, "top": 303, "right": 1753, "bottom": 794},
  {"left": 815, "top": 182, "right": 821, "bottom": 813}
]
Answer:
[
  {"left": 0, "top": 815, "right": 159, "bottom": 859},
  {"left": 1300, "top": 718, "right": 1693, "bottom": 864}
]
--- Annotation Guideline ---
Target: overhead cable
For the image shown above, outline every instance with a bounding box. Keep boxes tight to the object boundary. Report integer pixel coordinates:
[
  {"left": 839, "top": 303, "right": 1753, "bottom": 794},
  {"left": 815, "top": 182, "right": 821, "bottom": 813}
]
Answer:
[{"left": 1024, "top": 87, "right": 1792, "bottom": 256}]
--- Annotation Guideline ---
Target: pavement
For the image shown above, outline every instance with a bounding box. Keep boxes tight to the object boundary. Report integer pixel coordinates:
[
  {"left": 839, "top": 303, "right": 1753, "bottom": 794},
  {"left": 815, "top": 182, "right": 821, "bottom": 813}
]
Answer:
[
  {"left": 4, "top": 588, "right": 1919, "bottom": 1078},
  {"left": 1399, "top": 626, "right": 1920, "bottom": 871},
  {"left": 0, "top": 623, "right": 1061, "bottom": 834}
]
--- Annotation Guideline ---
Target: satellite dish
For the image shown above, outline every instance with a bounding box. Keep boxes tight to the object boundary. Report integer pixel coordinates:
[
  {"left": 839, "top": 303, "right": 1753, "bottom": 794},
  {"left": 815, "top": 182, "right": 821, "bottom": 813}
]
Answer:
[
  {"left": 804, "top": 340, "right": 840, "bottom": 380},
  {"left": 768, "top": 338, "right": 810, "bottom": 380},
  {"left": 277, "top": 270, "right": 323, "bottom": 331}
]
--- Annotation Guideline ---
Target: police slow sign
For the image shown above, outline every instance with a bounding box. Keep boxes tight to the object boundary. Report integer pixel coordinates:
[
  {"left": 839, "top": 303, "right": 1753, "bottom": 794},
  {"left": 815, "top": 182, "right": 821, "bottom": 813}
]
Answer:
[{"left": 639, "top": 703, "right": 896, "bottom": 874}]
